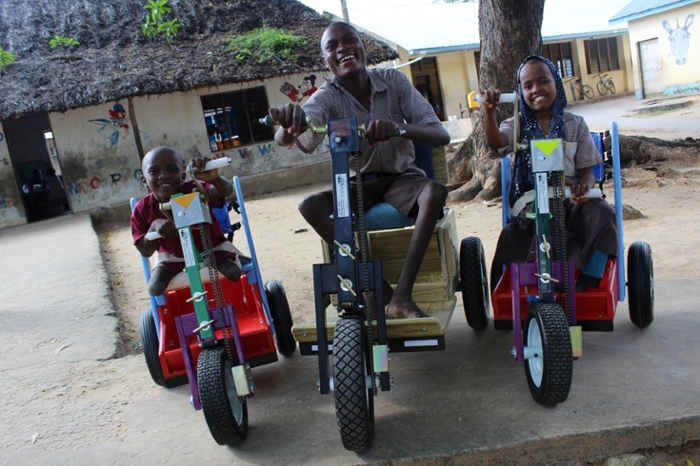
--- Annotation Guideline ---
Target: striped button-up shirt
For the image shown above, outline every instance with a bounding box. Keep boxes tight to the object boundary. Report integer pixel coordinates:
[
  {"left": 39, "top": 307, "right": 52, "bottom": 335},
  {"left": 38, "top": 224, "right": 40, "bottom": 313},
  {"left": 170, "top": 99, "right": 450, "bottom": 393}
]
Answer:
[{"left": 295, "top": 67, "right": 440, "bottom": 176}]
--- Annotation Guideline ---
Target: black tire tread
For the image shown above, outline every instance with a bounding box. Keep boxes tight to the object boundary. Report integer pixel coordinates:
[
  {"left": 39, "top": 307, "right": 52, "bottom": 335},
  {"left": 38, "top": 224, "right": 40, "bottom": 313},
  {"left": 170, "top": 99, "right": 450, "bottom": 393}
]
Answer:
[
  {"left": 198, "top": 347, "right": 248, "bottom": 446},
  {"left": 333, "top": 319, "right": 373, "bottom": 452},
  {"left": 140, "top": 310, "right": 188, "bottom": 388},
  {"left": 628, "top": 241, "right": 654, "bottom": 328},
  {"left": 460, "top": 237, "right": 490, "bottom": 330},
  {"left": 265, "top": 280, "right": 297, "bottom": 357},
  {"left": 524, "top": 302, "right": 573, "bottom": 405},
  {"left": 583, "top": 84, "right": 594, "bottom": 99}
]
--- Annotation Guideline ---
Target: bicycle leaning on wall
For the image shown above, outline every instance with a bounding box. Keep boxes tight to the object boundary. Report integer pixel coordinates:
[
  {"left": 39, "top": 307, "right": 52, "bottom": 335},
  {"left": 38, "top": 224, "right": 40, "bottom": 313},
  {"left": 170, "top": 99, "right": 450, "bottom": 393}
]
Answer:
[
  {"left": 593, "top": 72, "right": 616, "bottom": 96},
  {"left": 564, "top": 77, "right": 594, "bottom": 102}
]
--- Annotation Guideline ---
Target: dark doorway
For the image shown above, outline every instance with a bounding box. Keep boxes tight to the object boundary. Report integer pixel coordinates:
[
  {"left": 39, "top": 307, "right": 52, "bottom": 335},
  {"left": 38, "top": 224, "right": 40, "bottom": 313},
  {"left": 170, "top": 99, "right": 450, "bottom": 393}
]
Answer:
[
  {"left": 410, "top": 57, "right": 446, "bottom": 121},
  {"left": 3, "top": 114, "right": 70, "bottom": 222}
]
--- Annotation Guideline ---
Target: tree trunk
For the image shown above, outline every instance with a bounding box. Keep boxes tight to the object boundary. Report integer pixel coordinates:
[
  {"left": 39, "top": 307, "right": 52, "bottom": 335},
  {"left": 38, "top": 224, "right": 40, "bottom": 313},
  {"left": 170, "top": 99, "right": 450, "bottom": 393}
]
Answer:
[{"left": 447, "top": 0, "right": 545, "bottom": 203}]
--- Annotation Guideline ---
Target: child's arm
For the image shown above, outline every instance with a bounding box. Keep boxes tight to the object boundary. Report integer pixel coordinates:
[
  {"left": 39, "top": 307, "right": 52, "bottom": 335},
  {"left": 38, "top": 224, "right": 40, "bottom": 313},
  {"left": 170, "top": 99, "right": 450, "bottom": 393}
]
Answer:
[
  {"left": 268, "top": 103, "right": 309, "bottom": 145},
  {"left": 569, "top": 117, "right": 602, "bottom": 204},
  {"left": 569, "top": 167, "right": 596, "bottom": 204},
  {"left": 480, "top": 88, "right": 510, "bottom": 150},
  {"left": 132, "top": 203, "right": 177, "bottom": 257},
  {"left": 134, "top": 218, "right": 176, "bottom": 256},
  {"left": 190, "top": 155, "right": 234, "bottom": 199}
]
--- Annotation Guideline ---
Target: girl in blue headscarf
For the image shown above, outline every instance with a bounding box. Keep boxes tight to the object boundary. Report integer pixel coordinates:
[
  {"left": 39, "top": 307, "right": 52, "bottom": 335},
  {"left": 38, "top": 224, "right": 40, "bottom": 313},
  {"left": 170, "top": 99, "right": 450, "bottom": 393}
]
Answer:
[{"left": 481, "top": 55, "right": 617, "bottom": 293}]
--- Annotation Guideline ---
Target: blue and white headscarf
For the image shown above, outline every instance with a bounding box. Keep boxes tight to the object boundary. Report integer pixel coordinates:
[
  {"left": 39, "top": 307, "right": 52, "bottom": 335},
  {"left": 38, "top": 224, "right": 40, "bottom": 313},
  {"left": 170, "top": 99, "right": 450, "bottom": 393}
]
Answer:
[{"left": 509, "top": 55, "right": 568, "bottom": 210}]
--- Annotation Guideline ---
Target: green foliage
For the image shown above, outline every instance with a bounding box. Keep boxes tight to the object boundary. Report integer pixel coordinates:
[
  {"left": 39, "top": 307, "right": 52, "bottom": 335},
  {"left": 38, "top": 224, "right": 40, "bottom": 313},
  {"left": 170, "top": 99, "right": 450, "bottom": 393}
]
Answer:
[
  {"left": 222, "top": 28, "right": 307, "bottom": 64},
  {"left": 49, "top": 35, "right": 80, "bottom": 49},
  {"left": 0, "top": 48, "right": 16, "bottom": 72},
  {"left": 142, "top": 0, "right": 180, "bottom": 44}
]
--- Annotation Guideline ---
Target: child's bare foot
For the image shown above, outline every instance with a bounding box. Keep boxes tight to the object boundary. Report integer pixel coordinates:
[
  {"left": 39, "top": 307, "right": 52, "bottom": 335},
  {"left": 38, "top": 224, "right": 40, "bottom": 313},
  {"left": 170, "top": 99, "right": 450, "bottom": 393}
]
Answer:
[{"left": 386, "top": 295, "right": 429, "bottom": 319}]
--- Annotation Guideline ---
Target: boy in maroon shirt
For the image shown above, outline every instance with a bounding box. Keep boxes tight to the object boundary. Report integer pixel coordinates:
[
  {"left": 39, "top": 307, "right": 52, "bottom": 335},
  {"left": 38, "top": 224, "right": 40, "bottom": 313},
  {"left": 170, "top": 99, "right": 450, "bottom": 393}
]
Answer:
[{"left": 131, "top": 146, "right": 241, "bottom": 296}]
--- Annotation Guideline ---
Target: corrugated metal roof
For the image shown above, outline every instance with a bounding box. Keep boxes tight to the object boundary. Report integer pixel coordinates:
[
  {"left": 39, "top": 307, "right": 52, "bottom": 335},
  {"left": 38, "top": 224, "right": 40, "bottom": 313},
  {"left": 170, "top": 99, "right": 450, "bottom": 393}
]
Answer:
[
  {"left": 300, "top": 0, "right": 630, "bottom": 55},
  {"left": 609, "top": 0, "right": 698, "bottom": 24}
]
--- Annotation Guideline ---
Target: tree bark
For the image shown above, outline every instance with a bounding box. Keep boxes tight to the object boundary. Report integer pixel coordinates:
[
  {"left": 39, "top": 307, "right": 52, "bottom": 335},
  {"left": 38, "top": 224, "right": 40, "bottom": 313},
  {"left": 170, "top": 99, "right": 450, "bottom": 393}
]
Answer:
[{"left": 446, "top": 0, "right": 545, "bottom": 203}]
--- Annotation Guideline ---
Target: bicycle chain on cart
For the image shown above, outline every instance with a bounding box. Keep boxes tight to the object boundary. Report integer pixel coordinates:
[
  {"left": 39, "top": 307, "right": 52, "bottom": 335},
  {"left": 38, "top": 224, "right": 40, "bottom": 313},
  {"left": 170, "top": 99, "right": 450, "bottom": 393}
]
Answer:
[
  {"left": 200, "top": 224, "right": 236, "bottom": 365},
  {"left": 354, "top": 151, "right": 376, "bottom": 393},
  {"left": 551, "top": 172, "right": 570, "bottom": 319}
]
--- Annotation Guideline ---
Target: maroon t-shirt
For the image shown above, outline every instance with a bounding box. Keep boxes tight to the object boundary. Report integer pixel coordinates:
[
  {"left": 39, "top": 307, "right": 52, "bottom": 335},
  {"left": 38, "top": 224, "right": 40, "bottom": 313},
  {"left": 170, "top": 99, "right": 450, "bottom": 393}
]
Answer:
[{"left": 131, "top": 180, "right": 228, "bottom": 258}]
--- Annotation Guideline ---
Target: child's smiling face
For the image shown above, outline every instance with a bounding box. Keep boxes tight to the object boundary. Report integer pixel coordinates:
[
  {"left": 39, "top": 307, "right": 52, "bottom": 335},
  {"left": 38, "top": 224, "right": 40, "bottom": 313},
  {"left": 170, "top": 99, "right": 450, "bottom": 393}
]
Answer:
[
  {"left": 141, "top": 148, "right": 185, "bottom": 203},
  {"left": 519, "top": 59, "right": 557, "bottom": 113}
]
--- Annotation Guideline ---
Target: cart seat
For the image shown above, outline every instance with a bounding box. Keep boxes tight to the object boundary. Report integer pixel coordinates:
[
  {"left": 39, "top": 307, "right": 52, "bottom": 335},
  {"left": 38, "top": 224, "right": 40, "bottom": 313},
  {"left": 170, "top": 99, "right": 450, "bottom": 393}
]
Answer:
[{"left": 355, "top": 141, "right": 435, "bottom": 231}]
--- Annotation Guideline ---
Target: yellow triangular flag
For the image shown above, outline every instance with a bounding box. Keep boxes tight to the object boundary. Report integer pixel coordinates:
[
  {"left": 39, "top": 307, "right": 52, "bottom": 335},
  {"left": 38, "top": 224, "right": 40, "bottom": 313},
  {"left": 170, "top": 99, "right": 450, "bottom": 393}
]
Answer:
[
  {"left": 172, "top": 192, "right": 197, "bottom": 209},
  {"left": 532, "top": 140, "right": 562, "bottom": 156}
]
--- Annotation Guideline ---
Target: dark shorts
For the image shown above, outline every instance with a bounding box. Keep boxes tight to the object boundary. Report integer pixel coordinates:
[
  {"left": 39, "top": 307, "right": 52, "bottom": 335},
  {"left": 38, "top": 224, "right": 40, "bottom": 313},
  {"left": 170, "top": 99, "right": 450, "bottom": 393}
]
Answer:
[{"left": 318, "top": 172, "right": 434, "bottom": 218}]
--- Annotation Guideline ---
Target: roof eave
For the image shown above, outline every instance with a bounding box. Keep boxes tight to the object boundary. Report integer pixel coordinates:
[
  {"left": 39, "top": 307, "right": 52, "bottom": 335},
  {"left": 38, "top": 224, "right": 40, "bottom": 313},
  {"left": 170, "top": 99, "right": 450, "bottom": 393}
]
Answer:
[
  {"left": 609, "top": 0, "right": 698, "bottom": 24},
  {"left": 408, "top": 44, "right": 479, "bottom": 57},
  {"left": 543, "top": 28, "right": 629, "bottom": 42},
  {"left": 407, "top": 28, "right": 628, "bottom": 57}
]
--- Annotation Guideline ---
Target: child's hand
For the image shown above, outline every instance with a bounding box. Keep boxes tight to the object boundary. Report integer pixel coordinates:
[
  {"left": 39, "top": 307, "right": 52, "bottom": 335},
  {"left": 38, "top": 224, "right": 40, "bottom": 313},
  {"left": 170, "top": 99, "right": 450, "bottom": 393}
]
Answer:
[
  {"left": 569, "top": 184, "right": 590, "bottom": 205},
  {"left": 365, "top": 119, "right": 400, "bottom": 147},
  {"left": 480, "top": 88, "right": 502, "bottom": 111},
  {"left": 269, "top": 103, "right": 308, "bottom": 136},
  {"left": 190, "top": 155, "right": 221, "bottom": 182},
  {"left": 149, "top": 218, "right": 177, "bottom": 239}
]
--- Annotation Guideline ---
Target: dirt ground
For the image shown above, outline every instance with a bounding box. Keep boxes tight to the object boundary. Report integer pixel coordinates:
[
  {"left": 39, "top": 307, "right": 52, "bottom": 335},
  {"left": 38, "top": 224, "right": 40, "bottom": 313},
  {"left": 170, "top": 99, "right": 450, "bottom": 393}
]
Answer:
[
  {"left": 96, "top": 175, "right": 700, "bottom": 466},
  {"left": 95, "top": 99, "right": 700, "bottom": 465}
]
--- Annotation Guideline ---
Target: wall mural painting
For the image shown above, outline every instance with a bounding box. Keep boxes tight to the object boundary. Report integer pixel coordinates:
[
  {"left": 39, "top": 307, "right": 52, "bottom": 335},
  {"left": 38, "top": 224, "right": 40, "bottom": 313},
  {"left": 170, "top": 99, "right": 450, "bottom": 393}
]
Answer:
[
  {"left": 88, "top": 103, "right": 148, "bottom": 148},
  {"left": 231, "top": 144, "right": 281, "bottom": 174},
  {"left": 0, "top": 197, "right": 16, "bottom": 209},
  {"left": 279, "top": 75, "right": 319, "bottom": 103},
  {"left": 67, "top": 167, "right": 143, "bottom": 197},
  {"left": 663, "top": 14, "right": 694, "bottom": 65}
]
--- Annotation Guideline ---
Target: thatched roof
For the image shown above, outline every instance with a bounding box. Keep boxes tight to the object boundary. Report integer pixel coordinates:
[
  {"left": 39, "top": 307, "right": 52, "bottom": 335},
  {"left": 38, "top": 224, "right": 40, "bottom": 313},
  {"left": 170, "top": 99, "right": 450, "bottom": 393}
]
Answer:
[{"left": 0, "top": 0, "right": 399, "bottom": 121}]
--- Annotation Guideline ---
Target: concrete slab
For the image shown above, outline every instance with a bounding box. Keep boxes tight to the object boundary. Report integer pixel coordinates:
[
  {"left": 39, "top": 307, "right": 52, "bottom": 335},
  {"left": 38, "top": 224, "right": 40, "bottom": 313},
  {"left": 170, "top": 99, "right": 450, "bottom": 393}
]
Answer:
[{"left": 1, "top": 206, "right": 699, "bottom": 466}]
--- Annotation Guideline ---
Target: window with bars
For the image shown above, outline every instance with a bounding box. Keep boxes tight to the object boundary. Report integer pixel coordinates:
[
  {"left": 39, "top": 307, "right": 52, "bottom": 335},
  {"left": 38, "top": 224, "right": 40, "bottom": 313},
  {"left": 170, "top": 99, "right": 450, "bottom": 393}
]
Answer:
[
  {"left": 584, "top": 37, "right": 620, "bottom": 74},
  {"left": 542, "top": 42, "right": 574, "bottom": 78},
  {"left": 200, "top": 87, "right": 273, "bottom": 152}
]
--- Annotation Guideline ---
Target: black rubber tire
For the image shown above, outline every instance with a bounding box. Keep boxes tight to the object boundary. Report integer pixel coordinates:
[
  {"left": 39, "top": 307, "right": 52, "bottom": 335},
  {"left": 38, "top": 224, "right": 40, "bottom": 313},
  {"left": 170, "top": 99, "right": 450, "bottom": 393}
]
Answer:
[
  {"left": 333, "top": 318, "right": 374, "bottom": 452},
  {"left": 597, "top": 80, "right": 608, "bottom": 96},
  {"left": 628, "top": 241, "right": 654, "bottom": 328},
  {"left": 459, "top": 237, "right": 490, "bottom": 330},
  {"left": 139, "top": 309, "right": 188, "bottom": 388},
  {"left": 608, "top": 81, "right": 616, "bottom": 95},
  {"left": 570, "top": 85, "right": 578, "bottom": 102},
  {"left": 198, "top": 347, "right": 248, "bottom": 446},
  {"left": 582, "top": 84, "right": 594, "bottom": 99},
  {"left": 264, "top": 280, "right": 296, "bottom": 357},
  {"left": 523, "top": 302, "right": 573, "bottom": 405}
]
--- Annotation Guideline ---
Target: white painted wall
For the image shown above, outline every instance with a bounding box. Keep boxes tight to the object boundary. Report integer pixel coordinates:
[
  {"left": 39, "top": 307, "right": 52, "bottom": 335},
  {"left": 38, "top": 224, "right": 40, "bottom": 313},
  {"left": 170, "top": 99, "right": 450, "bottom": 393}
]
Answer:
[
  {"left": 0, "top": 122, "right": 26, "bottom": 227},
  {"left": 627, "top": 3, "right": 700, "bottom": 96}
]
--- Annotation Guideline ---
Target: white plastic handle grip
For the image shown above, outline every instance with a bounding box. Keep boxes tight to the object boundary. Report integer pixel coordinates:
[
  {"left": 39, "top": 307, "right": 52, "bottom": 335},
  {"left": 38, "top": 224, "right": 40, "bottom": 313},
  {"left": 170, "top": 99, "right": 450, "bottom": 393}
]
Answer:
[
  {"left": 473, "top": 93, "right": 517, "bottom": 104},
  {"left": 566, "top": 187, "right": 602, "bottom": 199},
  {"left": 145, "top": 231, "right": 162, "bottom": 241},
  {"left": 202, "top": 157, "right": 231, "bottom": 171}
]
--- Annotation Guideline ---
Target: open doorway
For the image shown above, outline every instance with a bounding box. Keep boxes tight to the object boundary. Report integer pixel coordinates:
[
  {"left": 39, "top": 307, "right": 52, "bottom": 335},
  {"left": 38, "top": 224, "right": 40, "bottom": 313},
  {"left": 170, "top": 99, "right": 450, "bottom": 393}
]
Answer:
[
  {"left": 3, "top": 114, "right": 70, "bottom": 222},
  {"left": 410, "top": 57, "right": 446, "bottom": 121}
]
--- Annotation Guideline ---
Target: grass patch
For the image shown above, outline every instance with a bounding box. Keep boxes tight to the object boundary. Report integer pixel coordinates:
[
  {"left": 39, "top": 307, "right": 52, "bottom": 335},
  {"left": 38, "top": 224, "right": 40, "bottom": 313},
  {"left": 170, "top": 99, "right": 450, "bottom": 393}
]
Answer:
[{"left": 223, "top": 28, "right": 307, "bottom": 64}]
